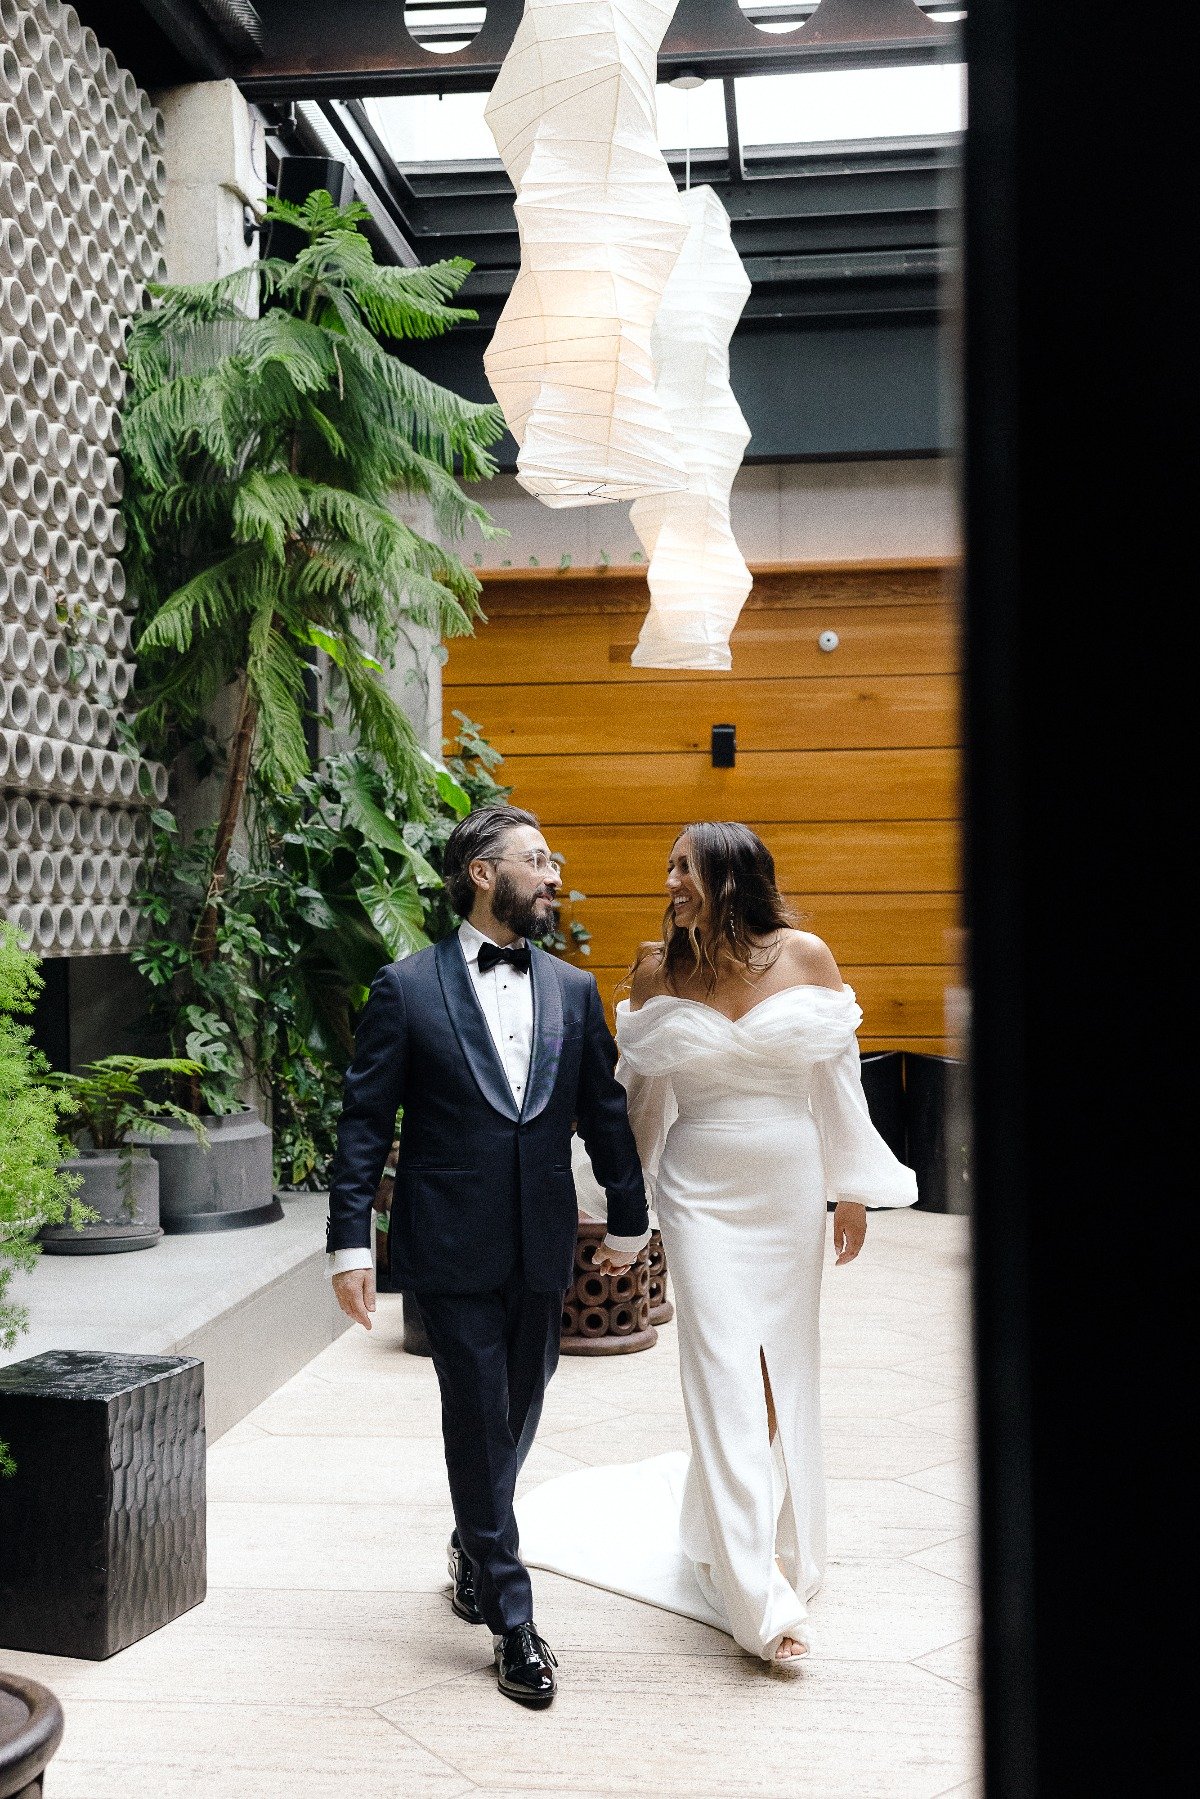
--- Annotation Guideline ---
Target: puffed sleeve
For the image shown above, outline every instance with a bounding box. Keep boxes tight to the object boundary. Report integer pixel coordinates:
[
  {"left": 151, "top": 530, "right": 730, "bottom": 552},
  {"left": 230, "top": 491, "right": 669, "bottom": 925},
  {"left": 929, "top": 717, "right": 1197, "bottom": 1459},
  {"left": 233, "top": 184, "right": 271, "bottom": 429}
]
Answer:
[
  {"left": 809, "top": 1040, "right": 918, "bottom": 1209},
  {"left": 616, "top": 1061, "right": 677, "bottom": 1212}
]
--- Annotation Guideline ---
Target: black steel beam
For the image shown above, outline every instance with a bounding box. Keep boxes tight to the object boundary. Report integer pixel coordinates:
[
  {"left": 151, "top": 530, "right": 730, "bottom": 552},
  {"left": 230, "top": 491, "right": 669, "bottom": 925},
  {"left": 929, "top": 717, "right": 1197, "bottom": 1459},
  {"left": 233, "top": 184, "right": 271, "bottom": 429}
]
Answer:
[
  {"left": 723, "top": 76, "right": 745, "bottom": 184},
  {"left": 399, "top": 151, "right": 954, "bottom": 241},
  {"left": 227, "top": 0, "right": 958, "bottom": 100},
  {"left": 290, "top": 94, "right": 955, "bottom": 324}
]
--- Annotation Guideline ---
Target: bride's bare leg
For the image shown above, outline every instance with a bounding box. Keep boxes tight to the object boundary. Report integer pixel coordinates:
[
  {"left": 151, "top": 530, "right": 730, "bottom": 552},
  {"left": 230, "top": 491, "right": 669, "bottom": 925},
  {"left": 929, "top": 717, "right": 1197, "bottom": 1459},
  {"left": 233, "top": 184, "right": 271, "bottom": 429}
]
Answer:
[{"left": 761, "top": 1348, "right": 777, "bottom": 1442}]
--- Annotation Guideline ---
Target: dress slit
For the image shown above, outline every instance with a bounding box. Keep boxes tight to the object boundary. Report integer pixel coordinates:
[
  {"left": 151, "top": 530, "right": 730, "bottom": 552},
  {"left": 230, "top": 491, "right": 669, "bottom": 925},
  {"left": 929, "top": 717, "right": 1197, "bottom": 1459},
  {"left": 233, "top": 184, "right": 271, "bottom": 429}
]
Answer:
[{"left": 758, "top": 1340, "right": 808, "bottom": 1607}]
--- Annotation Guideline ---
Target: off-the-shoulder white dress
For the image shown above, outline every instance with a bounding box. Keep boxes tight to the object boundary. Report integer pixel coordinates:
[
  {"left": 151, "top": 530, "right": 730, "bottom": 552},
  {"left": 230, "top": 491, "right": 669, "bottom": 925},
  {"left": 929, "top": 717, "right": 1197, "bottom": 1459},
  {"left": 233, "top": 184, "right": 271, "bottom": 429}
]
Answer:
[{"left": 515, "top": 984, "right": 917, "bottom": 1659}]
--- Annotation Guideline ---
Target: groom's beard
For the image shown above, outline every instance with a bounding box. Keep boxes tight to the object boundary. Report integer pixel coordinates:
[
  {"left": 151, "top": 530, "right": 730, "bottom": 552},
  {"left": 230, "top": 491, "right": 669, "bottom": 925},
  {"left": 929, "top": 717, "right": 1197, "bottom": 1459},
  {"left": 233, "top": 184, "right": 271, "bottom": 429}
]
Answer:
[{"left": 492, "top": 867, "right": 556, "bottom": 940}]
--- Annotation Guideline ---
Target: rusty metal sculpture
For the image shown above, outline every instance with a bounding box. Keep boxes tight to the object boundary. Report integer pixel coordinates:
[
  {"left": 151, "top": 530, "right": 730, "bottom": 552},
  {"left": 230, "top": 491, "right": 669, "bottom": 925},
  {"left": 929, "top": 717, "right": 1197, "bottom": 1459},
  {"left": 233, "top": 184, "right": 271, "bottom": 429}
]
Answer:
[
  {"left": 647, "top": 1227, "right": 674, "bottom": 1325},
  {"left": 561, "top": 1217, "right": 657, "bottom": 1354}
]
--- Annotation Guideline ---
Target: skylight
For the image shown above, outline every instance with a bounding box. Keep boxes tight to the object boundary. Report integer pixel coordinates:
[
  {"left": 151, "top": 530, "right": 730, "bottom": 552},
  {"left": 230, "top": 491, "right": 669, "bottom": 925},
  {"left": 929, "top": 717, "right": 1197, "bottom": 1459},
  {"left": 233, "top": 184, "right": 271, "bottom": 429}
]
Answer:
[
  {"left": 365, "top": 60, "right": 965, "bottom": 170},
  {"left": 736, "top": 63, "right": 965, "bottom": 148},
  {"left": 655, "top": 80, "right": 728, "bottom": 154},
  {"left": 367, "top": 91, "right": 498, "bottom": 164}
]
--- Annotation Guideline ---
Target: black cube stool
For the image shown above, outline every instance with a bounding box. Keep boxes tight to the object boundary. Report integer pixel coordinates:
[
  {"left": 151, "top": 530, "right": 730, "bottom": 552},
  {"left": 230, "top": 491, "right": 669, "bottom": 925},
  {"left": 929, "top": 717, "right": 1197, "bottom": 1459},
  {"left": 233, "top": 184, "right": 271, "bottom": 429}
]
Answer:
[{"left": 0, "top": 1352, "right": 206, "bottom": 1660}]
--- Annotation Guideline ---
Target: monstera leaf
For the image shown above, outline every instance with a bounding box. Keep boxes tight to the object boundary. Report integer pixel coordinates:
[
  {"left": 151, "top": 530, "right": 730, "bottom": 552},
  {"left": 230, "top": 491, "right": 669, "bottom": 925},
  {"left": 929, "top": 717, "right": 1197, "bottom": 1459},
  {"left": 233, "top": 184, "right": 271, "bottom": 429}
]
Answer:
[
  {"left": 341, "top": 757, "right": 443, "bottom": 887},
  {"left": 356, "top": 849, "right": 430, "bottom": 961}
]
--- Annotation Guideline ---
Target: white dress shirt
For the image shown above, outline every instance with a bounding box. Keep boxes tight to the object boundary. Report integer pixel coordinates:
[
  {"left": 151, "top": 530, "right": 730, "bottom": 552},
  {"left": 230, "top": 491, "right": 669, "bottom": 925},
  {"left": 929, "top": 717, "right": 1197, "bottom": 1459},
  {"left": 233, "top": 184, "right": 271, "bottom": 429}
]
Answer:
[{"left": 329, "top": 920, "right": 649, "bottom": 1278}]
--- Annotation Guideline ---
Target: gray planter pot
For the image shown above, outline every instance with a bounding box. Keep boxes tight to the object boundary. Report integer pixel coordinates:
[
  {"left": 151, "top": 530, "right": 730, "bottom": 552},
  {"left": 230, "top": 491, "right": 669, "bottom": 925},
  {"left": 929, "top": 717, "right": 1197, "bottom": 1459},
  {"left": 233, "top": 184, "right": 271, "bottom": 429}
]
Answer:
[
  {"left": 39, "top": 1150, "right": 163, "bottom": 1256},
  {"left": 134, "top": 1106, "right": 283, "bottom": 1235},
  {"left": 0, "top": 1670, "right": 64, "bottom": 1798}
]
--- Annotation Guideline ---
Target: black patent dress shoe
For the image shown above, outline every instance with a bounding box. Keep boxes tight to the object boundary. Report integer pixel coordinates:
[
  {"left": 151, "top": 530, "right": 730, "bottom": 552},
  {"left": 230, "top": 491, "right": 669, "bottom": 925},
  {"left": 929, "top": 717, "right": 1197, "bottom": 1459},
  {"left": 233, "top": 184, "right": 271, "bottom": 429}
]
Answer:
[
  {"left": 447, "top": 1540, "right": 482, "bottom": 1625},
  {"left": 494, "top": 1622, "right": 558, "bottom": 1708}
]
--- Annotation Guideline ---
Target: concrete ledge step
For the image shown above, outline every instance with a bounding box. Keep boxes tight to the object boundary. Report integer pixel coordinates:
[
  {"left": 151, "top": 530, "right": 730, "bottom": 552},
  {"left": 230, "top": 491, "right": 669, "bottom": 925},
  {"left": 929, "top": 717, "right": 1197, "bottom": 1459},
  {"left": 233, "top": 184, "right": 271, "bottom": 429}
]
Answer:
[{"left": 0, "top": 1194, "right": 348, "bottom": 1441}]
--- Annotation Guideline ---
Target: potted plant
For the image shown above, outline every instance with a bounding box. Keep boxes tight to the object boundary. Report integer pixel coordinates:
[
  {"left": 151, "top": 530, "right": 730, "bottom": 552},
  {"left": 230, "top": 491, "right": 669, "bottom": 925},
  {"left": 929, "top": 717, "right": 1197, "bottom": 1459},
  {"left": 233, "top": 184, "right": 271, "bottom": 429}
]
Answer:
[{"left": 39, "top": 1057, "right": 207, "bottom": 1255}]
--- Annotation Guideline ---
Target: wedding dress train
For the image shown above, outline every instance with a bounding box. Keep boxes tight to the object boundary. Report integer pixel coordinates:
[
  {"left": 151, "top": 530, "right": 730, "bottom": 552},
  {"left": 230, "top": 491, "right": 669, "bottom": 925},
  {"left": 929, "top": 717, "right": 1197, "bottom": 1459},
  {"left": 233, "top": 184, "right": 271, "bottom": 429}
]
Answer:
[{"left": 515, "top": 984, "right": 917, "bottom": 1659}]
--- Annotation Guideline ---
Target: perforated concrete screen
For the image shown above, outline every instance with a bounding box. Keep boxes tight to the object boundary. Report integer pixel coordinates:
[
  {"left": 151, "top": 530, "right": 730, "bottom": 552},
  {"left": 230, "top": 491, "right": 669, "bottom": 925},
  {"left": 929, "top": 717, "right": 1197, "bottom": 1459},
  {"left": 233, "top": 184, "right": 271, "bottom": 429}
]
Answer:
[{"left": 1, "top": 0, "right": 168, "bottom": 955}]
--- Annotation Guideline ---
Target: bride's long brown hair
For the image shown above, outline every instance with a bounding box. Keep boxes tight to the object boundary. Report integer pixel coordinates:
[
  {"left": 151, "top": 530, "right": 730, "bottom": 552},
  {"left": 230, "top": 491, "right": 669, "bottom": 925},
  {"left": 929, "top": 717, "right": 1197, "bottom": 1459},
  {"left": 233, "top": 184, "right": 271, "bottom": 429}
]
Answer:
[{"left": 642, "top": 822, "right": 795, "bottom": 995}]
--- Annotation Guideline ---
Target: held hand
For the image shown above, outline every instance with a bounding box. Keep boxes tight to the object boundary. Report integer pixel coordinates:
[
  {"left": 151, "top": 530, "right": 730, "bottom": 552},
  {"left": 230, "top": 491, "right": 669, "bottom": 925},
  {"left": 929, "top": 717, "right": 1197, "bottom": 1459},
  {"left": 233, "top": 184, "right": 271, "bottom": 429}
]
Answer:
[
  {"left": 332, "top": 1266, "right": 377, "bottom": 1329},
  {"left": 833, "top": 1202, "right": 867, "bottom": 1266},
  {"left": 592, "top": 1244, "right": 636, "bottom": 1275}
]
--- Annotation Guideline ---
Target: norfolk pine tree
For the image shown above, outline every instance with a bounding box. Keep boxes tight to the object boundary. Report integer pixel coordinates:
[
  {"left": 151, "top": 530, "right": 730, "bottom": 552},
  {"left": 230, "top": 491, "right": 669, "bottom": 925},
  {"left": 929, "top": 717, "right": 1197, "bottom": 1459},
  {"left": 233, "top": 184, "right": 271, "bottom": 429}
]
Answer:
[{"left": 121, "top": 191, "right": 504, "bottom": 964}]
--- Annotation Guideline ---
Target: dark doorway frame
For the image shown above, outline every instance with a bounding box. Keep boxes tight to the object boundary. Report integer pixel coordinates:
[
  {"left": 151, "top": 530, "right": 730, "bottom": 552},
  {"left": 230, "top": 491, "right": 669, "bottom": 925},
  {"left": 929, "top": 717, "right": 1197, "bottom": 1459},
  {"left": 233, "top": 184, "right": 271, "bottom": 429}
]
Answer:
[{"left": 964, "top": 3, "right": 1185, "bottom": 1792}]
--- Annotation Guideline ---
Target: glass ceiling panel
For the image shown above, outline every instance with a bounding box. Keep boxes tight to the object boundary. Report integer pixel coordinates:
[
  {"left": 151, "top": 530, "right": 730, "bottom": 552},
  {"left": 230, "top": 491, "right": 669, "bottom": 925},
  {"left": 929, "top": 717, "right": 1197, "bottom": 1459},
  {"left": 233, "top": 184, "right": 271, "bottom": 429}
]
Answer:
[
  {"left": 655, "top": 80, "right": 728, "bottom": 153},
  {"left": 367, "top": 91, "right": 498, "bottom": 163},
  {"left": 367, "top": 81, "right": 728, "bottom": 167},
  {"left": 367, "top": 61, "right": 964, "bottom": 170},
  {"left": 736, "top": 63, "right": 965, "bottom": 149}
]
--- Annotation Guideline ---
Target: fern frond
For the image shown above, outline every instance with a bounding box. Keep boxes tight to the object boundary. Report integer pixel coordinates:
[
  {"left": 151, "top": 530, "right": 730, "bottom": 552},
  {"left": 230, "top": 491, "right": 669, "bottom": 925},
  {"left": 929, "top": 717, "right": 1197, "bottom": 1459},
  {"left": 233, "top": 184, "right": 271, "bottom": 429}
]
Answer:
[
  {"left": 246, "top": 609, "right": 309, "bottom": 792},
  {"left": 233, "top": 471, "right": 307, "bottom": 562},
  {"left": 135, "top": 545, "right": 274, "bottom": 653},
  {"left": 239, "top": 312, "right": 339, "bottom": 393},
  {"left": 335, "top": 650, "right": 427, "bottom": 806}
]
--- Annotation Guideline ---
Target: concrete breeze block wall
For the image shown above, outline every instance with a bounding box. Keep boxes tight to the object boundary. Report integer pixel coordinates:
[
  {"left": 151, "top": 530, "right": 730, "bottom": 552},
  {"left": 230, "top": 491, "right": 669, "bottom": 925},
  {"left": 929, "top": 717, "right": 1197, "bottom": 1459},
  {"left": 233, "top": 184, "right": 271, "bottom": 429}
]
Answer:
[{"left": 1, "top": 0, "right": 168, "bottom": 957}]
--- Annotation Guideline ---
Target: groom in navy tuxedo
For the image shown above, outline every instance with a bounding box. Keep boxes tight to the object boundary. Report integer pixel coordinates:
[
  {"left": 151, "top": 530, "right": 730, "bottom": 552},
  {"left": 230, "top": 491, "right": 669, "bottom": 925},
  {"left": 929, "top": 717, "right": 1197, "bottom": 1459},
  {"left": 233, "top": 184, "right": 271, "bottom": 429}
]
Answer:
[{"left": 326, "top": 804, "right": 648, "bottom": 1707}]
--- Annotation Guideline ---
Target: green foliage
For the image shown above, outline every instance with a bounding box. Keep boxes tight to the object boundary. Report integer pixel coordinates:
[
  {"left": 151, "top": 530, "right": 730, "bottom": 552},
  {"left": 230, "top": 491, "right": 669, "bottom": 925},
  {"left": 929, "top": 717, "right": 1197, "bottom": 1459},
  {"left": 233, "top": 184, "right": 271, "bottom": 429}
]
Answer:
[
  {"left": 46, "top": 1056, "right": 207, "bottom": 1153},
  {"left": 131, "top": 809, "right": 265, "bottom": 1116},
  {"left": 251, "top": 721, "right": 499, "bottom": 1188},
  {"left": 122, "top": 189, "right": 505, "bottom": 796},
  {"left": 0, "top": 928, "right": 87, "bottom": 1475},
  {"left": 45, "top": 1055, "right": 208, "bottom": 1219},
  {"left": 130, "top": 719, "right": 482, "bottom": 1189},
  {"left": 130, "top": 710, "right": 590, "bottom": 1193}
]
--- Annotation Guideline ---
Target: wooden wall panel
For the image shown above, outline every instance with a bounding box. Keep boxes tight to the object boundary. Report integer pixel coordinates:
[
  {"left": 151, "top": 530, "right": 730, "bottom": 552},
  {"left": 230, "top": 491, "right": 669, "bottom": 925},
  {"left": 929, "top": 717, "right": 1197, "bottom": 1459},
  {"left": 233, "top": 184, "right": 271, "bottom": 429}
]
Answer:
[
  {"left": 449, "top": 674, "right": 959, "bottom": 755},
  {"left": 499, "top": 749, "right": 959, "bottom": 826},
  {"left": 546, "top": 821, "right": 960, "bottom": 896},
  {"left": 444, "top": 562, "right": 961, "bottom": 1050},
  {"left": 576, "top": 893, "right": 959, "bottom": 971},
  {"left": 581, "top": 964, "right": 951, "bottom": 1040},
  {"left": 453, "top": 603, "right": 957, "bottom": 686}
]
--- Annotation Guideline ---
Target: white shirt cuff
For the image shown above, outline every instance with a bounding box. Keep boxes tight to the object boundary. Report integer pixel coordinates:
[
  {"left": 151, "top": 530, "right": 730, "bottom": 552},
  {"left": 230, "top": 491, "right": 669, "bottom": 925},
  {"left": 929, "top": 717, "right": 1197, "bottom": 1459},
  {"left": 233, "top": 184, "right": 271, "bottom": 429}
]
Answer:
[
  {"left": 329, "top": 1247, "right": 374, "bottom": 1279},
  {"left": 602, "top": 1228, "right": 653, "bottom": 1255}
]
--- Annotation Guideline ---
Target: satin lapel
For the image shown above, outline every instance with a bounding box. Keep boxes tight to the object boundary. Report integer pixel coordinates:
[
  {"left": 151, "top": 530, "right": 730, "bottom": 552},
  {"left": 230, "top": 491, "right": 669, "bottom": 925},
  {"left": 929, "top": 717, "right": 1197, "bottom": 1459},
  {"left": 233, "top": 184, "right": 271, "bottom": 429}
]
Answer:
[
  {"left": 522, "top": 945, "right": 565, "bottom": 1123},
  {"left": 434, "top": 935, "right": 520, "bottom": 1123}
]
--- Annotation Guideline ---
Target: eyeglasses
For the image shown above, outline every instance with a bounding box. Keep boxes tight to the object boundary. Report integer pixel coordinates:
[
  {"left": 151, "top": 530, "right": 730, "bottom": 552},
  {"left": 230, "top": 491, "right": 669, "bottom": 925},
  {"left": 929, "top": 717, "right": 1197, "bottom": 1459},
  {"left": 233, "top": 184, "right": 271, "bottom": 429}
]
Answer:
[{"left": 491, "top": 851, "right": 561, "bottom": 874}]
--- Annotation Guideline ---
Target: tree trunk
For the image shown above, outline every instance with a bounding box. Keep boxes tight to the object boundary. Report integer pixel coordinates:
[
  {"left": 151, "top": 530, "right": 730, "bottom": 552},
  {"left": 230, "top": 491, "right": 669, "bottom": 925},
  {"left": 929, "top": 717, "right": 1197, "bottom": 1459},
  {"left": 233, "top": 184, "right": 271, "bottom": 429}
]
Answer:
[{"left": 193, "top": 682, "right": 258, "bottom": 970}]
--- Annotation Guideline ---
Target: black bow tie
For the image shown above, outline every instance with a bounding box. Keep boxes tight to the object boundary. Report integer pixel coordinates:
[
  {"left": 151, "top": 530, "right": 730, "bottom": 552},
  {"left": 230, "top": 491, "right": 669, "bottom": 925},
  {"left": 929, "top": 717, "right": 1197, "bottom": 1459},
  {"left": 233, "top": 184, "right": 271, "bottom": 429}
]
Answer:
[{"left": 477, "top": 941, "right": 531, "bottom": 975}]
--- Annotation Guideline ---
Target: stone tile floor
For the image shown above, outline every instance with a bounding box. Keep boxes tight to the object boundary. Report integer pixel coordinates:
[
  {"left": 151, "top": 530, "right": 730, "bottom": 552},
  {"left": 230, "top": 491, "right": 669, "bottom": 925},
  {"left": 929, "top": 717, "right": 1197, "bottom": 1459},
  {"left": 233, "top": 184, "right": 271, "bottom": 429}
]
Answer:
[{"left": 7, "top": 1211, "right": 980, "bottom": 1798}]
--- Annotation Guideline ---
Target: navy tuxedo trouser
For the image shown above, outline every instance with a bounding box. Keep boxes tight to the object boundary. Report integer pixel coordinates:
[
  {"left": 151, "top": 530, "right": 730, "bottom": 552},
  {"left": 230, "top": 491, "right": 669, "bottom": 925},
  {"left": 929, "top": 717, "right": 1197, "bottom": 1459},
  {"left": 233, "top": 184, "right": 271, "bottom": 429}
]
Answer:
[{"left": 414, "top": 1272, "right": 563, "bottom": 1635}]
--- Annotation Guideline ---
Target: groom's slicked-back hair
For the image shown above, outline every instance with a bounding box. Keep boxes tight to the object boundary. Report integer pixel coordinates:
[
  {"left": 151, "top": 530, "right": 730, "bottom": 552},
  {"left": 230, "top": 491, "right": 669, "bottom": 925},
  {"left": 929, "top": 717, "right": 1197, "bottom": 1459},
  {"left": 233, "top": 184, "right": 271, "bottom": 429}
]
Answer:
[{"left": 443, "top": 804, "right": 541, "bottom": 918}]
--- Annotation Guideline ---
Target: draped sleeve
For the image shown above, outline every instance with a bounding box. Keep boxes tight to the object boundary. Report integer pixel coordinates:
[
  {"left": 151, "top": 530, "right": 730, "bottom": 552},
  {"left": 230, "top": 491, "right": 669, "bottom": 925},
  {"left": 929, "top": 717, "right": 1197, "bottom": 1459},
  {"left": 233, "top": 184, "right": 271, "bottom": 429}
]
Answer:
[
  {"left": 809, "top": 1037, "right": 918, "bottom": 1209},
  {"left": 615, "top": 1059, "right": 677, "bottom": 1211}
]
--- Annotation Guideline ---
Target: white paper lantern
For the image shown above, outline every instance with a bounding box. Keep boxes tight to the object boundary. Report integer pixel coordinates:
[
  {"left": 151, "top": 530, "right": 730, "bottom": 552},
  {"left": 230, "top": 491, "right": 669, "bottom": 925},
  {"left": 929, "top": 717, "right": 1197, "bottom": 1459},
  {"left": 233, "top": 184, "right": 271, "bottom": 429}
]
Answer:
[
  {"left": 483, "top": 0, "right": 689, "bottom": 506},
  {"left": 629, "top": 185, "right": 753, "bottom": 670}
]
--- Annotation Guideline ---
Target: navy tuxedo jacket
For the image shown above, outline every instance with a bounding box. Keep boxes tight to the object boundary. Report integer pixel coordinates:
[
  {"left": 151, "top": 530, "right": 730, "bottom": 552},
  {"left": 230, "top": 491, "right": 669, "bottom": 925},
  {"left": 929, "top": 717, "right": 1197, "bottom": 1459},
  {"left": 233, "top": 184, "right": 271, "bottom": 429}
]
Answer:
[{"left": 325, "top": 934, "right": 648, "bottom": 1294}]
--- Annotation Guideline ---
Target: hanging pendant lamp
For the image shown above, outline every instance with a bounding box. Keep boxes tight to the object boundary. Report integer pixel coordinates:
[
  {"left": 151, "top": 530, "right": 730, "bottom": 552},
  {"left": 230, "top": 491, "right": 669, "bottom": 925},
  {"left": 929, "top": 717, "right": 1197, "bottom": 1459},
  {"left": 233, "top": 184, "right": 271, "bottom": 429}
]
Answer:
[
  {"left": 629, "top": 184, "right": 752, "bottom": 671},
  {"left": 483, "top": 0, "right": 689, "bottom": 507}
]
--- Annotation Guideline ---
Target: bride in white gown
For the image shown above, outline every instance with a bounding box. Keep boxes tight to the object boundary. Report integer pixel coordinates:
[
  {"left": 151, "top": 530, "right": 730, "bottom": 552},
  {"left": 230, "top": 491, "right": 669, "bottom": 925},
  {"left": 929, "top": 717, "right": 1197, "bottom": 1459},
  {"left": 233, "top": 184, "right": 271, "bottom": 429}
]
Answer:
[{"left": 515, "top": 823, "right": 917, "bottom": 1664}]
